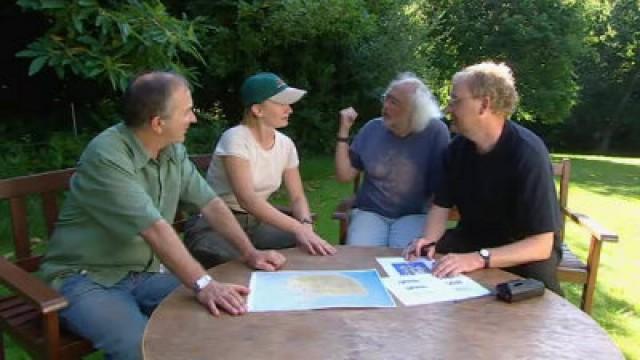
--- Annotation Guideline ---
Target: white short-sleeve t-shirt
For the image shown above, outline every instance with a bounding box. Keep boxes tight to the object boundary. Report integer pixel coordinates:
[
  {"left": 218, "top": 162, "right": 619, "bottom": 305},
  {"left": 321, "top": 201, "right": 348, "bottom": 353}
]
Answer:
[{"left": 206, "top": 125, "right": 299, "bottom": 212}]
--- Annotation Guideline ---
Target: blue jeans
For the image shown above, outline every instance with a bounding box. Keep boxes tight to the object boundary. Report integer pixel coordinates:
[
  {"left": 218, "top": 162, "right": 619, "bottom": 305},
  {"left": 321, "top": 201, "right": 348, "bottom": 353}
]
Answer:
[
  {"left": 58, "top": 272, "right": 180, "bottom": 360},
  {"left": 346, "top": 208, "right": 426, "bottom": 248}
]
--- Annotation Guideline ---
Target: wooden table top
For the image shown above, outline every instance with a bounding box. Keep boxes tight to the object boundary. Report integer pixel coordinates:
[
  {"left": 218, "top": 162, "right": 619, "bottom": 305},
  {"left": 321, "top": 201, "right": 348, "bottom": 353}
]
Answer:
[{"left": 143, "top": 246, "right": 622, "bottom": 360}]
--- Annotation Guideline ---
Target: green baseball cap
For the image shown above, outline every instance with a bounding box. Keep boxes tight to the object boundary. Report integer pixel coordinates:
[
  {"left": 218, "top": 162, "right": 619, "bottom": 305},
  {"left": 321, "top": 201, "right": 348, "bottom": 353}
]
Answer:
[{"left": 241, "top": 72, "right": 306, "bottom": 107}]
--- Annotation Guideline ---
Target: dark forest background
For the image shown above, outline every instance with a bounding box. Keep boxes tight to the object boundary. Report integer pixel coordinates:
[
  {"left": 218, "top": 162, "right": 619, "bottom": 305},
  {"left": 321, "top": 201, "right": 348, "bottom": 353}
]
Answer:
[{"left": 1, "top": 0, "right": 638, "bottom": 177}]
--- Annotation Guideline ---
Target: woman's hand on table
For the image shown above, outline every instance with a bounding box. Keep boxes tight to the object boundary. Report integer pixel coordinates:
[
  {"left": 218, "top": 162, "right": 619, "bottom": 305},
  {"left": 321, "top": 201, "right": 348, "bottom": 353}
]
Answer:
[{"left": 294, "top": 225, "right": 336, "bottom": 256}]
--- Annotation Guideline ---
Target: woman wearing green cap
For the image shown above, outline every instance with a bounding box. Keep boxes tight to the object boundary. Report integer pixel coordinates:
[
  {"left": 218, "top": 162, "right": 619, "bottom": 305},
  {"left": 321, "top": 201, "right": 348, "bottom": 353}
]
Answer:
[{"left": 184, "top": 72, "right": 336, "bottom": 268}]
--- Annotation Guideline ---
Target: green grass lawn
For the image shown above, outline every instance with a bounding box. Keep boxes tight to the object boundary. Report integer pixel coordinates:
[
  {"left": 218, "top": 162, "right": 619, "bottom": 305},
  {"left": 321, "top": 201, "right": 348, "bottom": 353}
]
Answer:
[{"left": 1, "top": 153, "right": 638, "bottom": 359}]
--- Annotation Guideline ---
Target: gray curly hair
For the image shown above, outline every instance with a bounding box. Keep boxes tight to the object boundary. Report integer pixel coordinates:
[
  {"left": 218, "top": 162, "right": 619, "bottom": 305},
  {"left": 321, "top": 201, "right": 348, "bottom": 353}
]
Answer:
[{"left": 384, "top": 72, "right": 442, "bottom": 133}]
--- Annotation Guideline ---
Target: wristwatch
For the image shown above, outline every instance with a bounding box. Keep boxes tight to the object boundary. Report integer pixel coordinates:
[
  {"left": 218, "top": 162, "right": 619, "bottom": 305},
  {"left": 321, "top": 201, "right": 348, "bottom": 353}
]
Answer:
[
  {"left": 478, "top": 248, "right": 491, "bottom": 269},
  {"left": 193, "top": 274, "right": 212, "bottom": 293}
]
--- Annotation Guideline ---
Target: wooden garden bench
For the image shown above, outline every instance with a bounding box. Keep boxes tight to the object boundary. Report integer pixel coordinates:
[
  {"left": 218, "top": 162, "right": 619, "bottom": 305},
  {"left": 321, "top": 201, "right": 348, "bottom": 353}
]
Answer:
[
  {"left": 333, "top": 158, "right": 619, "bottom": 314},
  {"left": 0, "top": 154, "right": 212, "bottom": 359}
]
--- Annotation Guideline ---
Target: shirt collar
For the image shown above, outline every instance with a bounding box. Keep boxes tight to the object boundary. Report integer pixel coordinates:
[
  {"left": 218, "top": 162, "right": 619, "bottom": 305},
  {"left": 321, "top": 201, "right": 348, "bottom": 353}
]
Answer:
[{"left": 116, "top": 123, "right": 178, "bottom": 169}]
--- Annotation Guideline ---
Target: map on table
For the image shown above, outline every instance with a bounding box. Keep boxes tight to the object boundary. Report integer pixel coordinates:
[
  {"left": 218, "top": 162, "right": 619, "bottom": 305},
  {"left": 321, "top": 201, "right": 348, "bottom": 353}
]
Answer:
[{"left": 247, "top": 269, "right": 396, "bottom": 312}]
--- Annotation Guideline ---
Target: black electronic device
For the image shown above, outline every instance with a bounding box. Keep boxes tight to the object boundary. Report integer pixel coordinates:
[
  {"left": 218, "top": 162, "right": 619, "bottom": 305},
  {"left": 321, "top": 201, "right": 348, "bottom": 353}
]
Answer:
[{"left": 496, "top": 278, "right": 545, "bottom": 303}]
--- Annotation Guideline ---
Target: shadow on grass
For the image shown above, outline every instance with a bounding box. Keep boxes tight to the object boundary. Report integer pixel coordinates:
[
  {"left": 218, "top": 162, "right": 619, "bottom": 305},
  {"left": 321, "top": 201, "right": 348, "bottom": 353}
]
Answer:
[
  {"left": 552, "top": 156, "right": 640, "bottom": 199},
  {"left": 563, "top": 282, "right": 638, "bottom": 359}
]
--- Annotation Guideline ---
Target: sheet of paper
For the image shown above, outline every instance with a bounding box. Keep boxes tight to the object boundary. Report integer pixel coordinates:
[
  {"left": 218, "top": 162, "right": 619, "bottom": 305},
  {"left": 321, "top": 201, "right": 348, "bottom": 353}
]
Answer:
[
  {"left": 376, "top": 257, "right": 435, "bottom": 277},
  {"left": 382, "top": 276, "right": 454, "bottom": 305},
  {"left": 382, "top": 274, "right": 491, "bottom": 306},
  {"left": 376, "top": 257, "right": 491, "bottom": 306},
  {"left": 248, "top": 269, "right": 396, "bottom": 312}
]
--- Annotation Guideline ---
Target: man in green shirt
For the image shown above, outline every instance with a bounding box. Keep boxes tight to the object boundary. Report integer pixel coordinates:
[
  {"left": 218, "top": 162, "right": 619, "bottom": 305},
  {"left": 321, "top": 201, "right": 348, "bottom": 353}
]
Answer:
[{"left": 41, "top": 71, "right": 286, "bottom": 360}]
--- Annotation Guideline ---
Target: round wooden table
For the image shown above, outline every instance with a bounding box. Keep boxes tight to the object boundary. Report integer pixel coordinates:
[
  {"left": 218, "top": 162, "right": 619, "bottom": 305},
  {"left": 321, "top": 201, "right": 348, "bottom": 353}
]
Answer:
[{"left": 143, "top": 246, "right": 622, "bottom": 359}]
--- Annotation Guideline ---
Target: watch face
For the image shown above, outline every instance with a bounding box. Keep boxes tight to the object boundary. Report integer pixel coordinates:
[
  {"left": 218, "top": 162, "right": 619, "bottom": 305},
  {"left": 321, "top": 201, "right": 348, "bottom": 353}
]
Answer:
[
  {"left": 196, "top": 275, "right": 212, "bottom": 290},
  {"left": 480, "top": 249, "right": 490, "bottom": 257}
]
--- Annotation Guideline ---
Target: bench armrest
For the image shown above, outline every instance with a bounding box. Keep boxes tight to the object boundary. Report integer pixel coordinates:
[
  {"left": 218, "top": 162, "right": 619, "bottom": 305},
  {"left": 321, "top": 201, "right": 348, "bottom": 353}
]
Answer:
[
  {"left": 0, "top": 256, "right": 68, "bottom": 313},
  {"left": 332, "top": 196, "right": 356, "bottom": 220},
  {"left": 562, "top": 206, "right": 619, "bottom": 243}
]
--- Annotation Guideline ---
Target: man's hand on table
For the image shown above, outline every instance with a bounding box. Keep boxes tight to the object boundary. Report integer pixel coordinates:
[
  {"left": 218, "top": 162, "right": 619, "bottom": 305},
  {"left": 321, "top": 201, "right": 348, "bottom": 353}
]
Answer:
[
  {"left": 197, "top": 281, "right": 249, "bottom": 316},
  {"left": 404, "top": 238, "right": 484, "bottom": 278},
  {"left": 243, "top": 249, "right": 286, "bottom": 271},
  {"left": 431, "top": 252, "right": 484, "bottom": 278},
  {"left": 402, "top": 237, "right": 436, "bottom": 260}
]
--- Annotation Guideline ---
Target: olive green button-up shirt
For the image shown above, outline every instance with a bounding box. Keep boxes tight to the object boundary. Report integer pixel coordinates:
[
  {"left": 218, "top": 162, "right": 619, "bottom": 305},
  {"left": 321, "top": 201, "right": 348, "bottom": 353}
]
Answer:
[{"left": 41, "top": 123, "right": 216, "bottom": 287}]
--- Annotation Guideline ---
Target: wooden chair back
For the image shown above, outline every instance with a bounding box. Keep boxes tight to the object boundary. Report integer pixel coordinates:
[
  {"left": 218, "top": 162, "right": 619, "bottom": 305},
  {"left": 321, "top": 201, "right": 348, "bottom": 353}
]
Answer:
[{"left": 0, "top": 168, "right": 92, "bottom": 359}]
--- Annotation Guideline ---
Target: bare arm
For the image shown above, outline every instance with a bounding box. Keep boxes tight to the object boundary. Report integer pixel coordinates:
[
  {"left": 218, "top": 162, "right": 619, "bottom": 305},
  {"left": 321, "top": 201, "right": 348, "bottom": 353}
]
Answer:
[
  {"left": 222, "top": 156, "right": 302, "bottom": 234},
  {"left": 282, "top": 166, "right": 312, "bottom": 222},
  {"left": 141, "top": 219, "right": 206, "bottom": 287},
  {"left": 140, "top": 219, "right": 249, "bottom": 315},
  {"left": 403, "top": 205, "right": 450, "bottom": 259},
  {"left": 335, "top": 107, "right": 359, "bottom": 182},
  {"left": 484, "top": 232, "right": 554, "bottom": 268},
  {"left": 282, "top": 167, "right": 336, "bottom": 255},
  {"left": 223, "top": 156, "right": 335, "bottom": 256},
  {"left": 200, "top": 197, "right": 286, "bottom": 270},
  {"left": 432, "top": 232, "right": 554, "bottom": 278}
]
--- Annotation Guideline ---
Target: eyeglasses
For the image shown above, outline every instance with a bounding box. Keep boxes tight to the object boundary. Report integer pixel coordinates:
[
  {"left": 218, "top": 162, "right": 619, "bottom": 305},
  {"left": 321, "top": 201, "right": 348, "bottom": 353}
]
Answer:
[
  {"left": 446, "top": 96, "right": 476, "bottom": 107},
  {"left": 380, "top": 94, "right": 403, "bottom": 107}
]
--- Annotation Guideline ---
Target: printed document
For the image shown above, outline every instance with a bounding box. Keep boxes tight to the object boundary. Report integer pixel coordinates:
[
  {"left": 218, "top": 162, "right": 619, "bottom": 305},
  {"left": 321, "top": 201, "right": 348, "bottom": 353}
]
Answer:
[{"left": 376, "top": 257, "right": 491, "bottom": 306}]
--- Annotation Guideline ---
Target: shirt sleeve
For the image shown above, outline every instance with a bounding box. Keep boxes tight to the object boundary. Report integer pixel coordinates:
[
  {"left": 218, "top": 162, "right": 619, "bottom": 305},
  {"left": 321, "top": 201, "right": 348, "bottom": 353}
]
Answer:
[
  {"left": 178, "top": 147, "right": 217, "bottom": 212},
  {"left": 433, "top": 145, "right": 454, "bottom": 209},
  {"left": 285, "top": 136, "right": 300, "bottom": 169},
  {"left": 348, "top": 126, "right": 366, "bottom": 170},
  {"left": 215, "top": 128, "right": 250, "bottom": 160},
  {"left": 426, "top": 120, "right": 450, "bottom": 197},
  {"left": 514, "top": 147, "right": 561, "bottom": 237},
  {"left": 71, "top": 151, "right": 163, "bottom": 241}
]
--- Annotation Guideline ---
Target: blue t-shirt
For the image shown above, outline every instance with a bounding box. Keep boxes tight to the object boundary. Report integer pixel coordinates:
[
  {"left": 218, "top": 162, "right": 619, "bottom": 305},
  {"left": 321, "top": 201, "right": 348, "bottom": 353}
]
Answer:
[{"left": 349, "top": 118, "right": 450, "bottom": 218}]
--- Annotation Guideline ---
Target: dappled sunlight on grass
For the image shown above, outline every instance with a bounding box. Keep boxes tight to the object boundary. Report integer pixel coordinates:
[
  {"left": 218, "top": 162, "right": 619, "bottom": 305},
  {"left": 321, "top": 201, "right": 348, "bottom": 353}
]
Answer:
[{"left": 553, "top": 154, "right": 640, "bottom": 200}]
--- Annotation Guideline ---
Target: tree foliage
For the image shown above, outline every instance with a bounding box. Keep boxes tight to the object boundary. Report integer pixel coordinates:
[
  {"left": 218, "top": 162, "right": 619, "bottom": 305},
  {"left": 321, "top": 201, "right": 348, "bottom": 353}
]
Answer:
[
  {"left": 418, "top": 0, "right": 585, "bottom": 124},
  {"left": 8, "top": 0, "right": 640, "bottom": 155},
  {"left": 16, "top": 0, "right": 204, "bottom": 91},
  {"left": 177, "top": 0, "right": 424, "bottom": 153},
  {"left": 565, "top": 0, "right": 640, "bottom": 152}
]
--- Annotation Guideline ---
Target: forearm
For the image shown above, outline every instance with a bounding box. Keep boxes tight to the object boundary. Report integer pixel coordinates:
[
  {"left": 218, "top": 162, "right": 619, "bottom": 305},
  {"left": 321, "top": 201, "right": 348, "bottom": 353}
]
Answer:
[
  {"left": 487, "top": 232, "right": 554, "bottom": 268},
  {"left": 201, "top": 198, "right": 257, "bottom": 258},
  {"left": 238, "top": 194, "right": 303, "bottom": 234},
  {"left": 289, "top": 195, "right": 311, "bottom": 222},
  {"left": 423, "top": 205, "right": 450, "bottom": 243},
  {"left": 141, "top": 220, "right": 206, "bottom": 289},
  {"left": 335, "top": 141, "right": 358, "bottom": 182}
]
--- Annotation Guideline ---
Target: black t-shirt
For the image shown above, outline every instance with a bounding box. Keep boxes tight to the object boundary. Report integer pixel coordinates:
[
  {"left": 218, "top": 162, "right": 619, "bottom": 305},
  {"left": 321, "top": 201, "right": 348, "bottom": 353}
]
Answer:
[{"left": 434, "top": 121, "right": 561, "bottom": 255}]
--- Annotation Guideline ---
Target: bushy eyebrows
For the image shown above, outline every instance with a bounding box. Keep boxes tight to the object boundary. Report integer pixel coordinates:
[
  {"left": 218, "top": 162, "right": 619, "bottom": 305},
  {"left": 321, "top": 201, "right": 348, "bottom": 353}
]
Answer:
[{"left": 385, "top": 93, "right": 401, "bottom": 102}]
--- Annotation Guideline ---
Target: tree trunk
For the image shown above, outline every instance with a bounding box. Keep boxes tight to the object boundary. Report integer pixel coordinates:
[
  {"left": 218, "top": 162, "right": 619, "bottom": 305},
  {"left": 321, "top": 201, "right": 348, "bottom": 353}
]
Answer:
[
  {"left": 596, "top": 65, "right": 640, "bottom": 154},
  {"left": 596, "top": 125, "right": 614, "bottom": 153}
]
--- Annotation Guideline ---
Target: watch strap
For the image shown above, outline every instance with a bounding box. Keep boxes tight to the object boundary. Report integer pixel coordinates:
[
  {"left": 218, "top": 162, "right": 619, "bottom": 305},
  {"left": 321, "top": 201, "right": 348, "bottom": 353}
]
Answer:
[{"left": 479, "top": 249, "right": 490, "bottom": 269}]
